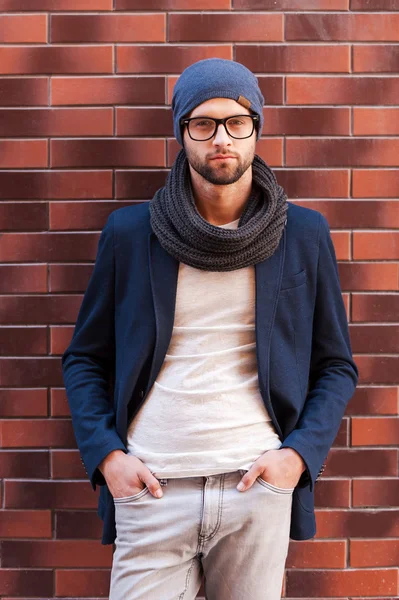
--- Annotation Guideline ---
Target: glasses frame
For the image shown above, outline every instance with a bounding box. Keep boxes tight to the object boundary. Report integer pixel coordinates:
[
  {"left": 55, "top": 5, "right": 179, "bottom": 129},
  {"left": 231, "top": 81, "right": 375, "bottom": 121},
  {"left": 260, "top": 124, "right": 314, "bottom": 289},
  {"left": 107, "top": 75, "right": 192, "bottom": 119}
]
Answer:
[{"left": 180, "top": 114, "right": 259, "bottom": 142}]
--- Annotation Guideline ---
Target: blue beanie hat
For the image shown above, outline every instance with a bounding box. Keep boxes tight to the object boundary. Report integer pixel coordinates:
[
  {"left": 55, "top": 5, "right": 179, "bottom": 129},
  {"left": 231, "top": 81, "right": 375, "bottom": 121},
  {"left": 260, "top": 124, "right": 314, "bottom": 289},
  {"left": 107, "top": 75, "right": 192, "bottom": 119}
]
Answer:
[{"left": 172, "top": 58, "right": 264, "bottom": 146}]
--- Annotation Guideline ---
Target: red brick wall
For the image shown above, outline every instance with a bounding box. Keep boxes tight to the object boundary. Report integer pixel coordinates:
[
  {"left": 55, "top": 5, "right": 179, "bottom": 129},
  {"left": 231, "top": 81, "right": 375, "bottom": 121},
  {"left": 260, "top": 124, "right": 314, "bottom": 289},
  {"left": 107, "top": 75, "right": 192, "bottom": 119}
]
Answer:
[{"left": 0, "top": 1, "right": 398, "bottom": 598}]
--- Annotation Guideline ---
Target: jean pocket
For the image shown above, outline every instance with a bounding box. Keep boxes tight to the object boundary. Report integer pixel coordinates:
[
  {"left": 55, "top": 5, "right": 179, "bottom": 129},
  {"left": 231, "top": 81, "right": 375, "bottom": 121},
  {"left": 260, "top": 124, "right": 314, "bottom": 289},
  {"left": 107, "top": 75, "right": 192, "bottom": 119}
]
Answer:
[
  {"left": 256, "top": 477, "right": 294, "bottom": 495},
  {"left": 113, "top": 486, "right": 150, "bottom": 503}
]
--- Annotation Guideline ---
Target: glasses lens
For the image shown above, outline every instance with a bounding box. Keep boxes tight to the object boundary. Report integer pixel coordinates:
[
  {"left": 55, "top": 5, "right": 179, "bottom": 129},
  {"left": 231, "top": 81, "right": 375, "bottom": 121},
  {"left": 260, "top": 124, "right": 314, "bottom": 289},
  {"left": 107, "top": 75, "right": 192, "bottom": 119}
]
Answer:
[
  {"left": 188, "top": 118, "right": 216, "bottom": 140},
  {"left": 225, "top": 116, "right": 254, "bottom": 138}
]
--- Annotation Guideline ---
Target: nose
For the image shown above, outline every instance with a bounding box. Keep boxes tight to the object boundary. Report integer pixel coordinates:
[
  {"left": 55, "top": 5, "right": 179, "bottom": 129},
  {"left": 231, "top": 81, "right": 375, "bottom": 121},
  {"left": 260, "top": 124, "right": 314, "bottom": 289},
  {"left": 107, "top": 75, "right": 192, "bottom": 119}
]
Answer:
[{"left": 212, "top": 123, "right": 232, "bottom": 147}]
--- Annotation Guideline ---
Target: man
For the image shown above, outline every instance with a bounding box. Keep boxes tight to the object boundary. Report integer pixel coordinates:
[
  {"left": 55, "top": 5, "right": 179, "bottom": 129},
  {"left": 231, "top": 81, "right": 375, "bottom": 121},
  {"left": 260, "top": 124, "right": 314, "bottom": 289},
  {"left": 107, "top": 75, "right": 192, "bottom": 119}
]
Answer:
[{"left": 62, "top": 58, "right": 358, "bottom": 600}]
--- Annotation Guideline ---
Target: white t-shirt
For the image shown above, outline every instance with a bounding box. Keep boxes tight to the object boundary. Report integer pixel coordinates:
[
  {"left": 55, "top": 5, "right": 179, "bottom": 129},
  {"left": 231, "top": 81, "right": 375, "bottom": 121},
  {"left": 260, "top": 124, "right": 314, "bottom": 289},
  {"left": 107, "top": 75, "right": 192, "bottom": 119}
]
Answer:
[{"left": 126, "top": 218, "right": 281, "bottom": 477}]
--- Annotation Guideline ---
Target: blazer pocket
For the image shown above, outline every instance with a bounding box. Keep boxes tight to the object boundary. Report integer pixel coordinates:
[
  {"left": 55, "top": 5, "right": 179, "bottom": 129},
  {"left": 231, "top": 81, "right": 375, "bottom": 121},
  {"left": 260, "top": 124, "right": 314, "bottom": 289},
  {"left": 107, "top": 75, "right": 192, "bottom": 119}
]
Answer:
[{"left": 280, "top": 269, "right": 307, "bottom": 291}]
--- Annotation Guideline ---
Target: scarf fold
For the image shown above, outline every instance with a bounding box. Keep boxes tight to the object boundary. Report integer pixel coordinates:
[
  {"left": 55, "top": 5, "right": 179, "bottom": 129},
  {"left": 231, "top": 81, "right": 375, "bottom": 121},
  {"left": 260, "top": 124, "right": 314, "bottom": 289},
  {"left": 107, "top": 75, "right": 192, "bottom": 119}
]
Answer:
[{"left": 149, "top": 149, "right": 288, "bottom": 272}]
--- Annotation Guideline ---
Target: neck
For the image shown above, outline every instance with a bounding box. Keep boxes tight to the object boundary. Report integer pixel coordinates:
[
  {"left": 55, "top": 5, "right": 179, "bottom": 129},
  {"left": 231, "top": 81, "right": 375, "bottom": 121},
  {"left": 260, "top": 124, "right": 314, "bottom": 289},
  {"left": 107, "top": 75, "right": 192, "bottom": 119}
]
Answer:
[{"left": 188, "top": 164, "right": 253, "bottom": 226}]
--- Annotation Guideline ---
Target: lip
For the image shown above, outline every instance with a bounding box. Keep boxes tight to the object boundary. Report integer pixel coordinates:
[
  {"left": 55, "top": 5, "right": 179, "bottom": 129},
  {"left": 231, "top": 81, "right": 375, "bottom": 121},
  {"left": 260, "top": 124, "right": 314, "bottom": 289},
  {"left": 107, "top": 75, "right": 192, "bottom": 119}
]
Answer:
[{"left": 210, "top": 155, "right": 236, "bottom": 160}]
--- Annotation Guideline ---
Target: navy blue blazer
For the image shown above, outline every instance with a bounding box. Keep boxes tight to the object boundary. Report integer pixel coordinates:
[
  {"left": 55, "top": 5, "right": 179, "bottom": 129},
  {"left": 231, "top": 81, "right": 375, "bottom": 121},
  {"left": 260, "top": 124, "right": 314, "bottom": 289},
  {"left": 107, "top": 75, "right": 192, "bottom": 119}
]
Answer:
[{"left": 62, "top": 200, "right": 358, "bottom": 544}]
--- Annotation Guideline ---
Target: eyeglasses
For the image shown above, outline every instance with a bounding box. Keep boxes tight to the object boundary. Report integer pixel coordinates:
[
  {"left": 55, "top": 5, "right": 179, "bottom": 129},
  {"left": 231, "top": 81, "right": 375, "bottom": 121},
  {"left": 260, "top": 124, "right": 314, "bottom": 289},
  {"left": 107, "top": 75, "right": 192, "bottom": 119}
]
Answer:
[{"left": 180, "top": 114, "right": 259, "bottom": 142}]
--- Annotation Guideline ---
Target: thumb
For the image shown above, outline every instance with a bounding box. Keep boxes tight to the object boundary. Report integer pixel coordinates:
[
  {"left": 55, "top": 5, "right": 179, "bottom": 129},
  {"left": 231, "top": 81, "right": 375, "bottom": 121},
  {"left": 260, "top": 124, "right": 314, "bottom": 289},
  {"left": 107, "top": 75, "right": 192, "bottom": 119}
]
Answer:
[
  {"left": 139, "top": 468, "right": 163, "bottom": 499},
  {"left": 237, "top": 466, "right": 260, "bottom": 492}
]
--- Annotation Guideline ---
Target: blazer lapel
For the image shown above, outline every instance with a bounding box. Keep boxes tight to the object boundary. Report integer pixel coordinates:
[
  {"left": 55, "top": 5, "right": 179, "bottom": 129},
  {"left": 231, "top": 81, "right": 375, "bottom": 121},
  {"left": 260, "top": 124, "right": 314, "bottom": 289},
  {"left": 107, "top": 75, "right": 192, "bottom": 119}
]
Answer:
[
  {"left": 146, "top": 232, "right": 179, "bottom": 395},
  {"left": 255, "top": 229, "right": 286, "bottom": 435}
]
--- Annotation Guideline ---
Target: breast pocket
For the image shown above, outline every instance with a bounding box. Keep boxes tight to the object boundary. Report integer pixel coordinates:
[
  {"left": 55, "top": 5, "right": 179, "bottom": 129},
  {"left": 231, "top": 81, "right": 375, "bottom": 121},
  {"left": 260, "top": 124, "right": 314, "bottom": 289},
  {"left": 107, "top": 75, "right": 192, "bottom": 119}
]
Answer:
[{"left": 280, "top": 269, "right": 307, "bottom": 292}]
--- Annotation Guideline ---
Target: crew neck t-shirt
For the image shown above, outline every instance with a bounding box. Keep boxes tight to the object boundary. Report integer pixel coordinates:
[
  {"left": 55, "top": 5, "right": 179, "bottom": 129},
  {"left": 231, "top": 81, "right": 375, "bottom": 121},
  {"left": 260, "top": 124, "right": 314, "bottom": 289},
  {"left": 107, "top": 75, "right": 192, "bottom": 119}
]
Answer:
[{"left": 126, "top": 217, "right": 281, "bottom": 477}]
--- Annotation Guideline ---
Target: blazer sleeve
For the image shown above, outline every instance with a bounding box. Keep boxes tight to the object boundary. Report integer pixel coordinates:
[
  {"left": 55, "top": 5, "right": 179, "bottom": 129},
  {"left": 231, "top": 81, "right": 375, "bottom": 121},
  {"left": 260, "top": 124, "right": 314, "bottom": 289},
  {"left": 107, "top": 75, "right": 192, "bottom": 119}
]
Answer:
[
  {"left": 281, "top": 213, "right": 358, "bottom": 490},
  {"left": 62, "top": 212, "right": 127, "bottom": 491}
]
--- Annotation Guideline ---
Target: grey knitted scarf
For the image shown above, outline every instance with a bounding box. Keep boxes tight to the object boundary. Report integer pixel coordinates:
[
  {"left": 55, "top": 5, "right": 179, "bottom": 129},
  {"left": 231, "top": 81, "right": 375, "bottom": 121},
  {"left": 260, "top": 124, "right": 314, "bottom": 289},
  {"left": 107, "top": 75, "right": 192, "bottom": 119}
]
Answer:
[{"left": 149, "top": 149, "right": 288, "bottom": 272}]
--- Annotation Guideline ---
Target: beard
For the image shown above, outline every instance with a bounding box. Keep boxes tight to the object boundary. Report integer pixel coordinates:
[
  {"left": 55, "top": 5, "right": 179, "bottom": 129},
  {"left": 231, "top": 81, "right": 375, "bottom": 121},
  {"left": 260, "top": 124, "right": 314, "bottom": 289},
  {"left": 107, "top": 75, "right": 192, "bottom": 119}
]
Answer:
[{"left": 184, "top": 144, "right": 255, "bottom": 186}]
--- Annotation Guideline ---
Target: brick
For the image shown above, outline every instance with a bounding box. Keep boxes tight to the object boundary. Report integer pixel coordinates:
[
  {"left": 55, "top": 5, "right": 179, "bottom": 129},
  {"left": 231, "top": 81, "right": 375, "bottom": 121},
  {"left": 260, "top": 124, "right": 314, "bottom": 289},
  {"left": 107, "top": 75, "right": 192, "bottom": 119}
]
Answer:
[
  {"left": 50, "top": 389, "right": 70, "bottom": 418},
  {"left": 263, "top": 107, "right": 350, "bottom": 135},
  {"left": 0, "top": 77, "right": 48, "bottom": 106},
  {"left": 354, "top": 232, "right": 399, "bottom": 260},
  {"left": 0, "top": 0, "right": 112, "bottom": 7},
  {"left": 2, "top": 540, "right": 112, "bottom": 568},
  {"left": 52, "top": 76, "right": 165, "bottom": 106},
  {"left": 116, "top": 0, "right": 230, "bottom": 6},
  {"left": 116, "top": 107, "right": 173, "bottom": 136},
  {"left": 117, "top": 45, "right": 232, "bottom": 74},
  {"left": 52, "top": 14, "right": 165, "bottom": 43},
  {"left": 351, "top": 539, "right": 399, "bottom": 568},
  {"left": 355, "top": 356, "right": 399, "bottom": 385},
  {"left": 296, "top": 200, "right": 399, "bottom": 229},
  {"left": 0, "top": 450, "right": 49, "bottom": 478},
  {"left": 50, "top": 326, "right": 73, "bottom": 355},
  {"left": 276, "top": 170, "right": 349, "bottom": 198},
  {"left": 286, "top": 568, "right": 398, "bottom": 597},
  {"left": 286, "top": 14, "right": 399, "bottom": 42},
  {"left": 50, "top": 201, "right": 132, "bottom": 231},
  {"left": 0, "top": 389, "right": 48, "bottom": 418},
  {"left": 351, "top": 0, "right": 399, "bottom": 9},
  {"left": 0, "top": 202, "right": 48, "bottom": 231},
  {"left": 0, "top": 510, "right": 51, "bottom": 538},
  {"left": 287, "top": 76, "right": 399, "bottom": 105},
  {"left": 354, "top": 45, "right": 399, "bottom": 73},
  {"left": 0, "top": 140, "right": 47, "bottom": 168},
  {"left": 0, "top": 419, "right": 75, "bottom": 448},
  {"left": 343, "top": 293, "right": 350, "bottom": 320},
  {"left": 314, "top": 479, "right": 350, "bottom": 508},
  {"left": 287, "top": 541, "right": 346, "bottom": 569},
  {"left": 0, "top": 295, "right": 82, "bottom": 325},
  {"left": 56, "top": 569, "right": 110, "bottom": 596},
  {"left": 324, "top": 449, "right": 398, "bottom": 477},
  {"left": 0, "top": 170, "right": 112, "bottom": 200},
  {"left": 116, "top": 171, "right": 167, "bottom": 199},
  {"left": 169, "top": 13, "right": 283, "bottom": 42},
  {"left": 350, "top": 325, "right": 399, "bottom": 353},
  {"left": 354, "top": 108, "right": 399, "bottom": 135},
  {"left": 333, "top": 418, "right": 349, "bottom": 447},
  {"left": 51, "top": 139, "right": 166, "bottom": 168},
  {"left": 0, "top": 46, "right": 113, "bottom": 75},
  {"left": 0, "top": 326, "right": 47, "bottom": 356},
  {"left": 0, "top": 358, "right": 63, "bottom": 386},
  {"left": 352, "top": 294, "right": 399, "bottom": 322},
  {"left": 56, "top": 512, "right": 103, "bottom": 539},
  {"left": 346, "top": 386, "right": 398, "bottom": 416},
  {"left": 49, "top": 264, "right": 93, "bottom": 293},
  {"left": 0, "top": 108, "right": 113, "bottom": 137},
  {"left": 51, "top": 451, "right": 85, "bottom": 479},
  {"left": 338, "top": 263, "right": 399, "bottom": 292},
  {"left": 353, "top": 478, "right": 399, "bottom": 507},
  {"left": 234, "top": 0, "right": 349, "bottom": 7},
  {"left": 236, "top": 45, "right": 350, "bottom": 73},
  {"left": 0, "top": 233, "right": 100, "bottom": 262},
  {"left": 5, "top": 481, "right": 95, "bottom": 510},
  {"left": 330, "top": 231, "right": 350, "bottom": 261},
  {"left": 0, "top": 569, "right": 53, "bottom": 597},
  {"left": 353, "top": 169, "right": 399, "bottom": 198},
  {"left": 0, "top": 15, "right": 47, "bottom": 43},
  {"left": 258, "top": 77, "right": 285, "bottom": 105},
  {"left": 352, "top": 417, "right": 399, "bottom": 446},
  {"left": 0, "top": 265, "right": 47, "bottom": 293},
  {"left": 316, "top": 510, "right": 399, "bottom": 538},
  {"left": 287, "top": 138, "right": 399, "bottom": 168}
]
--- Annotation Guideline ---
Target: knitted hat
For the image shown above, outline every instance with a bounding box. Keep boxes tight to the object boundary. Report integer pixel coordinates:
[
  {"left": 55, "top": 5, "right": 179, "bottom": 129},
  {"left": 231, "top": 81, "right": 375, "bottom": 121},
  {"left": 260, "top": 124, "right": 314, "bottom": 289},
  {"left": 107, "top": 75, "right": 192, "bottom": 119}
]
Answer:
[{"left": 172, "top": 58, "right": 265, "bottom": 146}]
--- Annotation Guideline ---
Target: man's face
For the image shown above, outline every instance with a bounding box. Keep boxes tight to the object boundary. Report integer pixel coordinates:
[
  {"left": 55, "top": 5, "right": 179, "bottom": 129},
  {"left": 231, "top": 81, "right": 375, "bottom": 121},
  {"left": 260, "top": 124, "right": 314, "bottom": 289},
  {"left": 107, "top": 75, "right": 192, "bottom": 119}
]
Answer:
[{"left": 182, "top": 97, "right": 257, "bottom": 186}]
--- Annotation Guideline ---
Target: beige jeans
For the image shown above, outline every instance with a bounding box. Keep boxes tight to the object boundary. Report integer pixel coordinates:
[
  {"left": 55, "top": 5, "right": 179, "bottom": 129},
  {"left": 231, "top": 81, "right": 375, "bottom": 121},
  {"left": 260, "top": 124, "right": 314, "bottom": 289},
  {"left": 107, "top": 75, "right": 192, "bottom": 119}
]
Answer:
[{"left": 109, "top": 469, "right": 293, "bottom": 600}]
